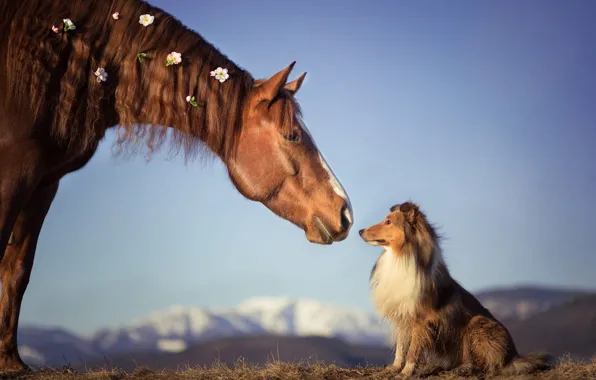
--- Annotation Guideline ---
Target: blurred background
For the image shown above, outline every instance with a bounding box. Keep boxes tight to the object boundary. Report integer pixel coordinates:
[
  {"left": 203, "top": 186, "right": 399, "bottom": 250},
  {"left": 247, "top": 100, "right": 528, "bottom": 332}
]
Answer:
[{"left": 17, "top": 0, "right": 596, "bottom": 369}]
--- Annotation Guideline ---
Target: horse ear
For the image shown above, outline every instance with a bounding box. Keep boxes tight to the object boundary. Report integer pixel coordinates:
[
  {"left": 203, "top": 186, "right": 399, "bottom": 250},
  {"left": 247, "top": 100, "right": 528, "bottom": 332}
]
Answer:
[
  {"left": 284, "top": 72, "right": 307, "bottom": 95},
  {"left": 257, "top": 61, "right": 296, "bottom": 101}
]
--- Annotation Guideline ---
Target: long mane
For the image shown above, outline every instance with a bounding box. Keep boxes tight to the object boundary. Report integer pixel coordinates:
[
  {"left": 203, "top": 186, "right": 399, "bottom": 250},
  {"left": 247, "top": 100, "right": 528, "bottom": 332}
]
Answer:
[{"left": 3, "top": 0, "right": 254, "bottom": 161}]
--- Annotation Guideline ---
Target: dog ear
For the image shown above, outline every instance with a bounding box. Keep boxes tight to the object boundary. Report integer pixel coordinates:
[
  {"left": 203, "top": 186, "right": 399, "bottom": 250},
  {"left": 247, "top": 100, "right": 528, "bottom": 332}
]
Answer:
[
  {"left": 390, "top": 204, "right": 400, "bottom": 213},
  {"left": 399, "top": 202, "right": 419, "bottom": 223}
]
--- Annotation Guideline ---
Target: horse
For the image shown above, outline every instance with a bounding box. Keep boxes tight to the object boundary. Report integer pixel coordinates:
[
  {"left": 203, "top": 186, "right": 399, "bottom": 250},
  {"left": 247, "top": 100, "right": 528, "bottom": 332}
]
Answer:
[{"left": 0, "top": 0, "right": 354, "bottom": 371}]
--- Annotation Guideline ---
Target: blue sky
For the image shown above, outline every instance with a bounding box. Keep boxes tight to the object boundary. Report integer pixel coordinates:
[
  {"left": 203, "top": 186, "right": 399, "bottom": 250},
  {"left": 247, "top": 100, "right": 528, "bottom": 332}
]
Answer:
[{"left": 19, "top": 0, "right": 596, "bottom": 333}]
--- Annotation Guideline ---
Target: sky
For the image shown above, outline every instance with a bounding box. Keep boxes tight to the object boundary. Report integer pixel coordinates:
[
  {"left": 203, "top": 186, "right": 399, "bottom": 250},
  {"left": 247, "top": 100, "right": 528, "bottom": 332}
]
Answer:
[{"left": 18, "top": 0, "right": 596, "bottom": 334}]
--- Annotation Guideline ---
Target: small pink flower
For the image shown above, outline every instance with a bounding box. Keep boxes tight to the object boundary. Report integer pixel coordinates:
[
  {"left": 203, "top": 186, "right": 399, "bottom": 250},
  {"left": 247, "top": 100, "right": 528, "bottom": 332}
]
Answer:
[
  {"left": 51, "top": 25, "right": 59, "bottom": 33},
  {"left": 166, "top": 51, "right": 182, "bottom": 66},
  {"left": 112, "top": 12, "right": 120, "bottom": 20}
]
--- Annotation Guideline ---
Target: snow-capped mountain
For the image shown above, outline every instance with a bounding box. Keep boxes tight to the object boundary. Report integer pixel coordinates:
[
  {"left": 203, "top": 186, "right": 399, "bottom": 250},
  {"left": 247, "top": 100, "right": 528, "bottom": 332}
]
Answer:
[
  {"left": 236, "top": 297, "right": 388, "bottom": 343},
  {"left": 90, "top": 297, "right": 390, "bottom": 356},
  {"left": 90, "top": 305, "right": 267, "bottom": 354}
]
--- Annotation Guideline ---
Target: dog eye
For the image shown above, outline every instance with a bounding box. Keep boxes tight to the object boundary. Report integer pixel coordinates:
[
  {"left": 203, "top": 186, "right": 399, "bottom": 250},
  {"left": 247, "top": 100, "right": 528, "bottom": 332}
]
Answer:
[
  {"left": 385, "top": 220, "right": 391, "bottom": 225},
  {"left": 284, "top": 129, "right": 300, "bottom": 143}
]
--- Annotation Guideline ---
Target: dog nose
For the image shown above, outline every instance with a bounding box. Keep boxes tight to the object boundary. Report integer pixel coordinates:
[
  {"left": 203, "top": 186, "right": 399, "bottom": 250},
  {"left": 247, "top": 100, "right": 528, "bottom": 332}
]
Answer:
[{"left": 359, "top": 229, "right": 364, "bottom": 236}]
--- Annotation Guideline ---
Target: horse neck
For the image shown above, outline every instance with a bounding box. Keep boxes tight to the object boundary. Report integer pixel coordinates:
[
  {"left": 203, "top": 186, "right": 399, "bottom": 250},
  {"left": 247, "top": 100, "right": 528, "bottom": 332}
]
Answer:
[{"left": 100, "top": 0, "right": 253, "bottom": 160}]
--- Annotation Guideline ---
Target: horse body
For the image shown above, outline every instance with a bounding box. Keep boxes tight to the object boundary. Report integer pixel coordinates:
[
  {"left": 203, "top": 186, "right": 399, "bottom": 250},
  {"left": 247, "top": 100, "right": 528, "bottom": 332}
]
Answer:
[{"left": 0, "top": 0, "right": 353, "bottom": 371}]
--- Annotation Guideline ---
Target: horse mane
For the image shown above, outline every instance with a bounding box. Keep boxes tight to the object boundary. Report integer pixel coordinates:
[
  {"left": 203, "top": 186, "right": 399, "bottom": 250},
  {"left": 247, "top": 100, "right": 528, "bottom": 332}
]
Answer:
[{"left": 4, "top": 0, "right": 258, "bottom": 162}]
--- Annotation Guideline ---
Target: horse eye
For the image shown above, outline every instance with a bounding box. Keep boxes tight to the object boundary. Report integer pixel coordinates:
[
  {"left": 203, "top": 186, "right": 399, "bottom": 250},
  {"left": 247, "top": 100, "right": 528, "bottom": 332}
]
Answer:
[
  {"left": 385, "top": 220, "right": 391, "bottom": 225},
  {"left": 284, "top": 129, "right": 300, "bottom": 143}
]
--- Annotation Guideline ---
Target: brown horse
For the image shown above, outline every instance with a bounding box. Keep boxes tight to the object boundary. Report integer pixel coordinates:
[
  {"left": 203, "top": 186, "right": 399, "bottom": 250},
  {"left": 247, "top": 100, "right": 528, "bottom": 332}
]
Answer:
[{"left": 0, "top": 0, "right": 353, "bottom": 371}]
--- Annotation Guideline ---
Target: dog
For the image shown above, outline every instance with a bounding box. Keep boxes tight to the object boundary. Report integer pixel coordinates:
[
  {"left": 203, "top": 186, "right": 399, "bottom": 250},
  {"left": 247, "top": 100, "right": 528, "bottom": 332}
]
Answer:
[{"left": 359, "top": 201, "right": 551, "bottom": 377}]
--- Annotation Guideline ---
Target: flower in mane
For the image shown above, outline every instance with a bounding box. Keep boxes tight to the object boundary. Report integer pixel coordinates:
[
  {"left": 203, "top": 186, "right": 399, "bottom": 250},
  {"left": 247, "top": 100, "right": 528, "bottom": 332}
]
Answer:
[
  {"left": 51, "top": 25, "right": 59, "bottom": 33},
  {"left": 62, "top": 18, "right": 75, "bottom": 32},
  {"left": 112, "top": 12, "right": 120, "bottom": 20},
  {"left": 166, "top": 51, "right": 182, "bottom": 66},
  {"left": 186, "top": 95, "right": 198, "bottom": 107},
  {"left": 139, "top": 14, "right": 154, "bottom": 26},
  {"left": 210, "top": 67, "right": 229, "bottom": 83},
  {"left": 94, "top": 68, "right": 108, "bottom": 83},
  {"left": 137, "top": 52, "right": 147, "bottom": 63}
]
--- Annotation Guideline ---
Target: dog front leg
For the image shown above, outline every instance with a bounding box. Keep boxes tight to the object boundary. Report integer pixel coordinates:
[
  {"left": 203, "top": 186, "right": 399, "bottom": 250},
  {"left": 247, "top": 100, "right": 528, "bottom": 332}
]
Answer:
[
  {"left": 400, "top": 325, "right": 430, "bottom": 377},
  {"left": 392, "top": 326, "right": 411, "bottom": 370}
]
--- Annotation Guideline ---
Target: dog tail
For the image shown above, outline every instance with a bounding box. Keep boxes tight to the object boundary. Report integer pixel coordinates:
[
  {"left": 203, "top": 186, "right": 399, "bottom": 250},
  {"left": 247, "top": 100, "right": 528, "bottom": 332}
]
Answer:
[{"left": 501, "top": 351, "right": 552, "bottom": 375}]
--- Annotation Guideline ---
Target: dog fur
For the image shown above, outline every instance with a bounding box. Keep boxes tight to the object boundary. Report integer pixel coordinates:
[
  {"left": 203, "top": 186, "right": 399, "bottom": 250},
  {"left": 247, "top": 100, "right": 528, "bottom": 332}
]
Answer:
[{"left": 359, "top": 201, "right": 551, "bottom": 377}]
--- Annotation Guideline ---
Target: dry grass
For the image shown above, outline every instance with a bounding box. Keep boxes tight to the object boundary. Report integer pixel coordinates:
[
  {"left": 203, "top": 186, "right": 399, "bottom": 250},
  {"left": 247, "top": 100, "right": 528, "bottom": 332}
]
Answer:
[{"left": 5, "top": 357, "right": 596, "bottom": 380}]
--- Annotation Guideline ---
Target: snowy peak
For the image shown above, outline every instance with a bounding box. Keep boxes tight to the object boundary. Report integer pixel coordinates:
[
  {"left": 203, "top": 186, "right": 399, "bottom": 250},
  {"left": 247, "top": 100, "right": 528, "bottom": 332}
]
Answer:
[
  {"left": 89, "top": 297, "right": 389, "bottom": 355},
  {"left": 91, "top": 304, "right": 267, "bottom": 354},
  {"left": 237, "top": 297, "right": 388, "bottom": 341}
]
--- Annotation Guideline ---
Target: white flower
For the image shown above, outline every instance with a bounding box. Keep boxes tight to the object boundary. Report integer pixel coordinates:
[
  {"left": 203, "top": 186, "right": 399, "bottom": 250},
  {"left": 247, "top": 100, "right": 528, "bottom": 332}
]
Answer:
[
  {"left": 51, "top": 25, "right": 59, "bottom": 33},
  {"left": 210, "top": 67, "right": 229, "bottom": 83},
  {"left": 185, "top": 96, "right": 191, "bottom": 102},
  {"left": 94, "top": 67, "right": 108, "bottom": 83},
  {"left": 112, "top": 12, "right": 120, "bottom": 20},
  {"left": 63, "top": 18, "right": 76, "bottom": 32},
  {"left": 139, "top": 14, "right": 154, "bottom": 26}
]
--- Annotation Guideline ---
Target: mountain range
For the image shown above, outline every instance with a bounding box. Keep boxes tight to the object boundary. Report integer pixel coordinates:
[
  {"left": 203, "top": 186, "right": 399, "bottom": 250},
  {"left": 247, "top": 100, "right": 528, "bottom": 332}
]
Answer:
[{"left": 17, "top": 285, "right": 595, "bottom": 369}]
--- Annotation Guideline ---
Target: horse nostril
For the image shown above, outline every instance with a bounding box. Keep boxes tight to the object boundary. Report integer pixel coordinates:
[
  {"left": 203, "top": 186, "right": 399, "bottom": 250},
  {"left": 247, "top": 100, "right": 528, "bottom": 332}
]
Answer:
[{"left": 340, "top": 205, "right": 352, "bottom": 231}]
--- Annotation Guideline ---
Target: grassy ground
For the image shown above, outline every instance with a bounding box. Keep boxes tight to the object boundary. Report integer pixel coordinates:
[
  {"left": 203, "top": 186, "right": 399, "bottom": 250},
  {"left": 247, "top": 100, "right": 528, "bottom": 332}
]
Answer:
[{"left": 5, "top": 357, "right": 596, "bottom": 380}]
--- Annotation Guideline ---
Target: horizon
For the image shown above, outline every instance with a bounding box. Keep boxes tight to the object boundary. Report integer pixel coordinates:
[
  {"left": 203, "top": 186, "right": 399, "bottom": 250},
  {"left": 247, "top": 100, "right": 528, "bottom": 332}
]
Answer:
[{"left": 18, "top": 0, "right": 596, "bottom": 335}]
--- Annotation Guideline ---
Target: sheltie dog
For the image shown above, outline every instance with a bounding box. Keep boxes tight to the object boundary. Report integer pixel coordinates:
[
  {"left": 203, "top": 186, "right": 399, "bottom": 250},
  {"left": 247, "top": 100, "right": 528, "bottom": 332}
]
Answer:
[{"left": 359, "top": 201, "right": 551, "bottom": 377}]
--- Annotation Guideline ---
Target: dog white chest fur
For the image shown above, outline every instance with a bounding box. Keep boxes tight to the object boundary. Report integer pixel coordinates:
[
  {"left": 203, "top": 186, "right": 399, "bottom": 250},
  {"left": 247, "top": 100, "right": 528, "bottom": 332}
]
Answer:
[{"left": 370, "top": 248, "right": 425, "bottom": 321}]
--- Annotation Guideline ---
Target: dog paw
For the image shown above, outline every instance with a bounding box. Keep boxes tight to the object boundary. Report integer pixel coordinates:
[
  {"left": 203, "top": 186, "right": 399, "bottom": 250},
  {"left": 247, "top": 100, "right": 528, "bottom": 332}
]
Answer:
[
  {"left": 392, "top": 358, "right": 405, "bottom": 371},
  {"left": 452, "top": 364, "right": 474, "bottom": 377},
  {"left": 400, "top": 362, "right": 415, "bottom": 377}
]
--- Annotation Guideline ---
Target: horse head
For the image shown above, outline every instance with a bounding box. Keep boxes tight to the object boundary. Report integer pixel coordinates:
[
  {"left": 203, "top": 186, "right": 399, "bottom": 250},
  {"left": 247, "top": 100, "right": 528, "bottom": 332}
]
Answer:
[{"left": 226, "top": 62, "right": 353, "bottom": 244}]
